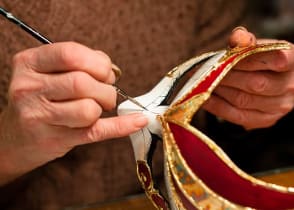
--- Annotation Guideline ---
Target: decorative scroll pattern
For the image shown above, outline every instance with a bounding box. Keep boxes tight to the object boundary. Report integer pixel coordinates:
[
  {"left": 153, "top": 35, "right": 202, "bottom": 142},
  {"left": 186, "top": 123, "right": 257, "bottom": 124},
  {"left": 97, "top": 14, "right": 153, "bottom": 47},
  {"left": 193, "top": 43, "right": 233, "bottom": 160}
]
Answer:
[
  {"left": 137, "top": 160, "right": 169, "bottom": 210},
  {"left": 133, "top": 43, "right": 294, "bottom": 210}
]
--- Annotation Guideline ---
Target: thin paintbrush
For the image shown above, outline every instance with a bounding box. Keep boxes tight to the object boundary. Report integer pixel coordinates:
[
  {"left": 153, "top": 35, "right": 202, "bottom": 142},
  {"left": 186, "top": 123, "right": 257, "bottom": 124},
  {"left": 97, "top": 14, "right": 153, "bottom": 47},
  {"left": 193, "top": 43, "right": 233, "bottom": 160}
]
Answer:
[
  {"left": 0, "top": 7, "right": 52, "bottom": 44},
  {"left": 0, "top": 7, "right": 147, "bottom": 110}
]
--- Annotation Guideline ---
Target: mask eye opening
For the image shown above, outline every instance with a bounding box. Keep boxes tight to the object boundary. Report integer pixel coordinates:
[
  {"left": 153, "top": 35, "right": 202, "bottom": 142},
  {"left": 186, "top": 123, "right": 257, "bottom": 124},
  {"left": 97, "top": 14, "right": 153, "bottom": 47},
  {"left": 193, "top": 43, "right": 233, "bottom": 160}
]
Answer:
[{"left": 161, "top": 58, "right": 210, "bottom": 106}]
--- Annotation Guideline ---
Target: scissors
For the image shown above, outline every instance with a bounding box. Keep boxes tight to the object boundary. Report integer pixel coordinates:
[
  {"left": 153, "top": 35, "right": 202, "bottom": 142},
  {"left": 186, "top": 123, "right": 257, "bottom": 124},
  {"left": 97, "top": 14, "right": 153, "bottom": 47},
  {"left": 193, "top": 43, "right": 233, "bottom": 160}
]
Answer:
[{"left": 0, "top": 7, "right": 147, "bottom": 111}]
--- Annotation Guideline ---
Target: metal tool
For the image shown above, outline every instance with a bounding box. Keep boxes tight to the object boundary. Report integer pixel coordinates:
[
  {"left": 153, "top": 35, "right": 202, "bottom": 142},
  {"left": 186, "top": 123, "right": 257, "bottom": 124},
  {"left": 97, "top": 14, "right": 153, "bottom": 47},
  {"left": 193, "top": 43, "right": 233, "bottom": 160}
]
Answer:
[
  {"left": 0, "top": 7, "right": 147, "bottom": 110},
  {"left": 114, "top": 86, "right": 147, "bottom": 110},
  {"left": 0, "top": 7, "right": 52, "bottom": 43}
]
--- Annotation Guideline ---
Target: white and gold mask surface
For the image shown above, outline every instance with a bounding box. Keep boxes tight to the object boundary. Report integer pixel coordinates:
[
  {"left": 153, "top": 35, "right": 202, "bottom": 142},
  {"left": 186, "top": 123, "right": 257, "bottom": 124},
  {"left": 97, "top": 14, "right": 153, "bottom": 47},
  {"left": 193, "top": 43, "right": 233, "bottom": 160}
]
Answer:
[{"left": 118, "top": 43, "right": 294, "bottom": 210}]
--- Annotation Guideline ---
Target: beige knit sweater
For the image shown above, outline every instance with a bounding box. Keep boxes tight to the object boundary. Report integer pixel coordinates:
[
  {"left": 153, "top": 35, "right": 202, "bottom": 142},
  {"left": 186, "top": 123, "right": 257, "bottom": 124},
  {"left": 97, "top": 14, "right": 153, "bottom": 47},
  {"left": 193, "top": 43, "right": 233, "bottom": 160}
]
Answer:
[{"left": 0, "top": 1, "right": 248, "bottom": 209}]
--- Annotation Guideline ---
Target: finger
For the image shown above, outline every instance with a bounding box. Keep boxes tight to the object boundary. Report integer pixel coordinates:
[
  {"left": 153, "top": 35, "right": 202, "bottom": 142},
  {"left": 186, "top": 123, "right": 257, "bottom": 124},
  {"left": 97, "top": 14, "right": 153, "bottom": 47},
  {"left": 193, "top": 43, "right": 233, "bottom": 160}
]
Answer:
[
  {"left": 228, "top": 26, "right": 257, "bottom": 48},
  {"left": 220, "top": 70, "right": 291, "bottom": 96},
  {"left": 43, "top": 99, "right": 102, "bottom": 128},
  {"left": 14, "top": 42, "right": 115, "bottom": 84},
  {"left": 234, "top": 43, "right": 294, "bottom": 72},
  {"left": 74, "top": 113, "right": 148, "bottom": 145},
  {"left": 42, "top": 114, "right": 148, "bottom": 154},
  {"left": 202, "top": 94, "right": 281, "bottom": 129},
  {"left": 213, "top": 86, "right": 293, "bottom": 114},
  {"left": 42, "top": 71, "right": 117, "bottom": 110}
]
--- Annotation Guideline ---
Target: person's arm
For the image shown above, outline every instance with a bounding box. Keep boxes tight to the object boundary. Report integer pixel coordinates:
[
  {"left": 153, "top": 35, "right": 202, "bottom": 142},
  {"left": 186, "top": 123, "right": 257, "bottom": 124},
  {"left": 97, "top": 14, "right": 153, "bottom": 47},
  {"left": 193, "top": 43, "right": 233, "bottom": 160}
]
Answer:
[
  {"left": 0, "top": 42, "right": 148, "bottom": 185},
  {"left": 203, "top": 27, "right": 294, "bottom": 129}
]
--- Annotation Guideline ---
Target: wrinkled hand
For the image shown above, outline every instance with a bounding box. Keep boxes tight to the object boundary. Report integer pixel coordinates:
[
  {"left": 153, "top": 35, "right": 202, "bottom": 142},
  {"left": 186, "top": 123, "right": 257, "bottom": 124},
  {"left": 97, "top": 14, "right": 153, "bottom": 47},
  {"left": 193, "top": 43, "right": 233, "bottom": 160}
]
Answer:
[
  {"left": 0, "top": 42, "right": 148, "bottom": 185},
  {"left": 203, "top": 27, "right": 294, "bottom": 129}
]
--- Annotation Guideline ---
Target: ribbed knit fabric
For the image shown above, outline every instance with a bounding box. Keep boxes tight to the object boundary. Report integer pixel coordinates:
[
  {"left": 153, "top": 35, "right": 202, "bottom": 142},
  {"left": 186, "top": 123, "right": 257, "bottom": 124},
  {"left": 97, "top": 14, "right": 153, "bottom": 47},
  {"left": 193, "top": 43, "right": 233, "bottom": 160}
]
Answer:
[{"left": 0, "top": 1, "right": 247, "bottom": 209}]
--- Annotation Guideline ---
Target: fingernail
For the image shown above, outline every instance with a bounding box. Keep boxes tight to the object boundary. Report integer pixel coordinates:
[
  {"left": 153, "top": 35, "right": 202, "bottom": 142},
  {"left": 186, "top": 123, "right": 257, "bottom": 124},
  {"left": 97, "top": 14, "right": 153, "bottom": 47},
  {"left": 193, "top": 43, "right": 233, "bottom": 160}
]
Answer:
[
  {"left": 228, "top": 26, "right": 256, "bottom": 48},
  {"left": 133, "top": 114, "right": 148, "bottom": 127},
  {"left": 232, "top": 26, "right": 247, "bottom": 32}
]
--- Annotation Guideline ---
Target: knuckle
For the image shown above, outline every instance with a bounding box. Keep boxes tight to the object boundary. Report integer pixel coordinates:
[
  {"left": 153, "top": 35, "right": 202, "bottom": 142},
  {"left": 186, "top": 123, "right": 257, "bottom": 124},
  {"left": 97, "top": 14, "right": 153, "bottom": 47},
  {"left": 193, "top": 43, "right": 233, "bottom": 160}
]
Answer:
[
  {"left": 78, "top": 99, "right": 101, "bottom": 124},
  {"left": 86, "top": 117, "right": 124, "bottom": 142},
  {"left": 12, "top": 52, "right": 25, "bottom": 67},
  {"left": 58, "top": 42, "right": 83, "bottom": 68},
  {"left": 70, "top": 71, "right": 91, "bottom": 94},
  {"left": 19, "top": 108, "right": 35, "bottom": 123},
  {"left": 249, "top": 74, "right": 269, "bottom": 93},
  {"left": 9, "top": 83, "right": 28, "bottom": 103},
  {"left": 96, "top": 51, "right": 113, "bottom": 81},
  {"left": 87, "top": 124, "right": 105, "bottom": 142},
  {"left": 12, "top": 50, "right": 34, "bottom": 70},
  {"left": 234, "top": 92, "right": 251, "bottom": 108},
  {"left": 234, "top": 111, "right": 248, "bottom": 127},
  {"left": 100, "top": 69, "right": 111, "bottom": 83},
  {"left": 18, "top": 105, "right": 43, "bottom": 128},
  {"left": 44, "top": 104, "right": 60, "bottom": 123},
  {"left": 96, "top": 51, "right": 112, "bottom": 67},
  {"left": 36, "top": 99, "right": 61, "bottom": 123},
  {"left": 8, "top": 78, "right": 43, "bottom": 104},
  {"left": 277, "top": 101, "right": 293, "bottom": 115}
]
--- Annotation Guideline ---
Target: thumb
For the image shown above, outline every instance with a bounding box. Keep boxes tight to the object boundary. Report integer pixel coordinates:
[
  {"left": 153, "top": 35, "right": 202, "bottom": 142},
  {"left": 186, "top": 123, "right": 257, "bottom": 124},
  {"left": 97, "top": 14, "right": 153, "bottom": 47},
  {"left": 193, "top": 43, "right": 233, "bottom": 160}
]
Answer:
[
  {"left": 228, "top": 26, "right": 257, "bottom": 48},
  {"left": 85, "top": 113, "right": 148, "bottom": 142}
]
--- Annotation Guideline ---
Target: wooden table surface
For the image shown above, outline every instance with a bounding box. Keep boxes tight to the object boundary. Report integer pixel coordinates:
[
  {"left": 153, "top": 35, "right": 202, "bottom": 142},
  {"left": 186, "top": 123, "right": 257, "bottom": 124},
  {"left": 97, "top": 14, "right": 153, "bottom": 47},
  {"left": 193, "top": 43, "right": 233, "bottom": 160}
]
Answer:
[{"left": 70, "top": 168, "right": 294, "bottom": 210}]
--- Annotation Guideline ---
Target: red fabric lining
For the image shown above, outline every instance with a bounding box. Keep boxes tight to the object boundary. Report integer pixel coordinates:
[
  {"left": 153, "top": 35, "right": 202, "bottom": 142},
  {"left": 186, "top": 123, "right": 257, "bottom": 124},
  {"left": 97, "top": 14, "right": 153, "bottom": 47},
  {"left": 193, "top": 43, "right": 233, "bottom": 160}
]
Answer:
[
  {"left": 169, "top": 123, "right": 294, "bottom": 209},
  {"left": 180, "top": 47, "right": 254, "bottom": 104}
]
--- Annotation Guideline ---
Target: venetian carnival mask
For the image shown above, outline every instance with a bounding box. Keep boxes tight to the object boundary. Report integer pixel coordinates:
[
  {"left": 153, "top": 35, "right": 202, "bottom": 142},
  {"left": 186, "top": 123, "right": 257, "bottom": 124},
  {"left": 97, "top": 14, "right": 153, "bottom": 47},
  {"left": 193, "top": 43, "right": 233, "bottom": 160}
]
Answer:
[
  {"left": 1, "top": 7, "right": 292, "bottom": 210},
  {"left": 117, "top": 42, "right": 294, "bottom": 210}
]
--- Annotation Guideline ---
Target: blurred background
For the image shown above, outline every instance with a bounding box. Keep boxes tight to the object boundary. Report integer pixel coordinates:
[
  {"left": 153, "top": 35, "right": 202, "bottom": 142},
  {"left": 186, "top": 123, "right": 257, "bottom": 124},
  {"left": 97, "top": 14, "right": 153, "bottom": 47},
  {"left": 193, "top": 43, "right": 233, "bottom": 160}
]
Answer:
[{"left": 250, "top": 0, "right": 294, "bottom": 42}]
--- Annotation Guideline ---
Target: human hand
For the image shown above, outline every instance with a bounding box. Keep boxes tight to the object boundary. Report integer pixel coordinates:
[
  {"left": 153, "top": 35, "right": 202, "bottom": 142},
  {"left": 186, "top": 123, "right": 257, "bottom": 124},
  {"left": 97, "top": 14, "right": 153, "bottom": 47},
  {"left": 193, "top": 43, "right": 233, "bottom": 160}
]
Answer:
[
  {"left": 0, "top": 42, "right": 148, "bottom": 185},
  {"left": 202, "top": 27, "right": 294, "bottom": 129}
]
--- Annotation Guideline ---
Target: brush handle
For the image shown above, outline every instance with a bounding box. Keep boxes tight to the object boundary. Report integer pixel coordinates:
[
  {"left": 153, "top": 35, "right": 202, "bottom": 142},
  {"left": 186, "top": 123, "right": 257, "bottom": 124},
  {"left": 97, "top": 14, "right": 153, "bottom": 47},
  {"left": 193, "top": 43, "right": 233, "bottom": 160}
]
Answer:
[
  {"left": 0, "top": 7, "right": 52, "bottom": 44},
  {"left": 0, "top": 7, "right": 147, "bottom": 109}
]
